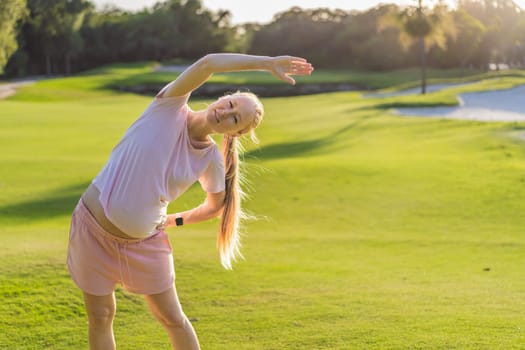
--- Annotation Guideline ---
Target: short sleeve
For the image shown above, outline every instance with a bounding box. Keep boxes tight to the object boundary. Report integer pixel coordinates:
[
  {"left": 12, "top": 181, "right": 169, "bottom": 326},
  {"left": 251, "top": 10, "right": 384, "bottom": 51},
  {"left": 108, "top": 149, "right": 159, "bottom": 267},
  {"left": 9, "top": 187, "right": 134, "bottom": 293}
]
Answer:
[
  {"left": 153, "top": 93, "right": 190, "bottom": 107},
  {"left": 199, "top": 155, "right": 225, "bottom": 193}
]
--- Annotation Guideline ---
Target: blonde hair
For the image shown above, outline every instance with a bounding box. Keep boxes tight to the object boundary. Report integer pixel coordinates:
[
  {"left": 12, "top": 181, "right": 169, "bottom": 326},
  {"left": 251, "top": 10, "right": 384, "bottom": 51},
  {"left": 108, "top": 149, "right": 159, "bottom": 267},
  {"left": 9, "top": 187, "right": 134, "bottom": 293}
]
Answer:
[{"left": 218, "top": 91, "right": 263, "bottom": 269}]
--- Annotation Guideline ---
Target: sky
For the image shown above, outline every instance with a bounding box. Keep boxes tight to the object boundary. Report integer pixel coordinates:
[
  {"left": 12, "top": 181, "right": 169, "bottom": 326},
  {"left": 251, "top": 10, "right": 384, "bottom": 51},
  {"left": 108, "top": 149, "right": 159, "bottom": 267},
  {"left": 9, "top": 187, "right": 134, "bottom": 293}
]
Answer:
[{"left": 91, "top": 0, "right": 525, "bottom": 24}]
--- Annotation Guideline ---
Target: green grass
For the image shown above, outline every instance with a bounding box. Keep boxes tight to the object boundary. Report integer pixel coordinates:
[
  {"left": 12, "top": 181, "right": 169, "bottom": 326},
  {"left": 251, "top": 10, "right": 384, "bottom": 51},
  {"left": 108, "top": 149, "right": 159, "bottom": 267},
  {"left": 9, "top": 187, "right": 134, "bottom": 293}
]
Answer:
[
  {"left": 1, "top": 64, "right": 525, "bottom": 349},
  {"left": 111, "top": 65, "right": 492, "bottom": 90}
]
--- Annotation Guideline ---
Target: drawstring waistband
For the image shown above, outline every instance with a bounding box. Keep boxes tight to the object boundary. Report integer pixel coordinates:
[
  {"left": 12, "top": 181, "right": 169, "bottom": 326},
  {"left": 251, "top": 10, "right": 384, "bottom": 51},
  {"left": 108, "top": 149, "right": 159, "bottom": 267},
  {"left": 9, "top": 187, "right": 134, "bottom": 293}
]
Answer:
[{"left": 115, "top": 242, "right": 134, "bottom": 286}]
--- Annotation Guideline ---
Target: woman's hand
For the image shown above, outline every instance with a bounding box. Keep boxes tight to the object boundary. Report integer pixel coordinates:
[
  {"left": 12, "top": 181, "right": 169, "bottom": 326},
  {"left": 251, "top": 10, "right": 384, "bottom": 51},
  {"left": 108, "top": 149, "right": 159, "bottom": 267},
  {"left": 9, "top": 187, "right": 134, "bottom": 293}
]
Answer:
[{"left": 268, "top": 56, "right": 314, "bottom": 85}]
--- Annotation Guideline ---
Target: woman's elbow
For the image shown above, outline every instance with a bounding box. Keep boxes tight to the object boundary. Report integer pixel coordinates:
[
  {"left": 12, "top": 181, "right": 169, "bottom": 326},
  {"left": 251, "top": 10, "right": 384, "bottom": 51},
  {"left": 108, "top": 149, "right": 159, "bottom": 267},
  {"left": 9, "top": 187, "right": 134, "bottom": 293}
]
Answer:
[
  {"left": 212, "top": 203, "right": 224, "bottom": 218},
  {"left": 205, "top": 190, "right": 225, "bottom": 218},
  {"left": 204, "top": 201, "right": 224, "bottom": 219},
  {"left": 200, "top": 53, "right": 228, "bottom": 73},
  {"left": 198, "top": 54, "right": 216, "bottom": 71}
]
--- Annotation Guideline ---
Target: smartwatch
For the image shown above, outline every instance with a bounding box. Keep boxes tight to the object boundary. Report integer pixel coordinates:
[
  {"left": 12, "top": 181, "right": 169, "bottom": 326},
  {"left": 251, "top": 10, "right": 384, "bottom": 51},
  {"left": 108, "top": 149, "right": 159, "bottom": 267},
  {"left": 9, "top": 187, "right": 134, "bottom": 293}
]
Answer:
[{"left": 175, "top": 214, "right": 184, "bottom": 227}]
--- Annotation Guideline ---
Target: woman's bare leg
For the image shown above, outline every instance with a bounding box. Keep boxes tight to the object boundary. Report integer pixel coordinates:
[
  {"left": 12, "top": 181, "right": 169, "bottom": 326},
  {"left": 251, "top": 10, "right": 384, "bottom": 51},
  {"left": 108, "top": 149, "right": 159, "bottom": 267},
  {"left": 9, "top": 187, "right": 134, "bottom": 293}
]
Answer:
[
  {"left": 144, "top": 285, "right": 200, "bottom": 350},
  {"left": 83, "top": 292, "right": 116, "bottom": 350}
]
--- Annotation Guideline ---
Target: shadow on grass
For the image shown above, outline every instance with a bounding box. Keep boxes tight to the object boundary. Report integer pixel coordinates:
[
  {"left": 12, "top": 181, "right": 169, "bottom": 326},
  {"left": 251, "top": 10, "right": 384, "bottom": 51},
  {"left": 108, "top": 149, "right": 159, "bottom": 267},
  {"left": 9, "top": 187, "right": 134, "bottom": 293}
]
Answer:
[
  {"left": 244, "top": 116, "right": 368, "bottom": 160},
  {"left": 0, "top": 182, "right": 90, "bottom": 222},
  {"left": 244, "top": 138, "right": 328, "bottom": 160},
  {"left": 367, "top": 99, "right": 459, "bottom": 110}
]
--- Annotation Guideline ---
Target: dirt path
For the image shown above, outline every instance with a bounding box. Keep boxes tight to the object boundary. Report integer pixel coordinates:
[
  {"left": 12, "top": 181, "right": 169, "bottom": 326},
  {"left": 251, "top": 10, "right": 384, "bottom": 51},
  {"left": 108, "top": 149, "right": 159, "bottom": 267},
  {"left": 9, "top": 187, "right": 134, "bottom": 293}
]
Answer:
[{"left": 0, "top": 79, "right": 39, "bottom": 99}]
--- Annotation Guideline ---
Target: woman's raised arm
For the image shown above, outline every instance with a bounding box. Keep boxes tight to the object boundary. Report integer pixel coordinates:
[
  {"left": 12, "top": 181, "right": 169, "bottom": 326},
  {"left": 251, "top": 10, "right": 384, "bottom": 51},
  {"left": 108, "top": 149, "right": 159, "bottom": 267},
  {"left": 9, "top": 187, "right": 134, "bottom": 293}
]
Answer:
[{"left": 158, "top": 53, "right": 313, "bottom": 98}]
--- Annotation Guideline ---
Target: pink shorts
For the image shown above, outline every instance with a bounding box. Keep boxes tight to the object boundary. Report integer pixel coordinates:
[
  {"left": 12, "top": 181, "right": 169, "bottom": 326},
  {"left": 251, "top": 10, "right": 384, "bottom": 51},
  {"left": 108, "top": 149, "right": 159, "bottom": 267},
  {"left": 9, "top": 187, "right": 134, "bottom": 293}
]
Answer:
[{"left": 67, "top": 200, "right": 175, "bottom": 296}]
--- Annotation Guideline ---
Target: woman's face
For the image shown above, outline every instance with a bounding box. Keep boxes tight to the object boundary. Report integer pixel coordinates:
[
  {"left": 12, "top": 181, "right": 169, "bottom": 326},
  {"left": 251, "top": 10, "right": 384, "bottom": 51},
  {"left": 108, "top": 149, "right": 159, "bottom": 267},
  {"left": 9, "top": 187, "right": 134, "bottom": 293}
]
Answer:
[{"left": 207, "top": 95, "right": 257, "bottom": 136}]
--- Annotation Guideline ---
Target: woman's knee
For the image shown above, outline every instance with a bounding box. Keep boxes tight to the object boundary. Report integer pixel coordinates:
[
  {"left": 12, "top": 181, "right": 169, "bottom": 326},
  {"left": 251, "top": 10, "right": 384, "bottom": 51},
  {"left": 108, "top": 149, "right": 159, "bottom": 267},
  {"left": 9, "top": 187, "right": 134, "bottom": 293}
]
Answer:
[
  {"left": 87, "top": 304, "right": 116, "bottom": 325},
  {"left": 84, "top": 293, "right": 116, "bottom": 327},
  {"left": 145, "top": 286, "right": 188, "bottom": 329},
  {"left": 157, "top": 308, "right": 188, "bottom": 329}
]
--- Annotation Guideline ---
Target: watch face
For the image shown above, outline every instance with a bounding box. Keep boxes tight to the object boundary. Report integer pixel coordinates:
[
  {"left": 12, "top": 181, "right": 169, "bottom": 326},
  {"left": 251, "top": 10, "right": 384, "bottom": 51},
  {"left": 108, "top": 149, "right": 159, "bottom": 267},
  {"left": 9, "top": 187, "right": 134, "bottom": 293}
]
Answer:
[{"left": 175, "top": 217, "right": 184, "bottom": 226}]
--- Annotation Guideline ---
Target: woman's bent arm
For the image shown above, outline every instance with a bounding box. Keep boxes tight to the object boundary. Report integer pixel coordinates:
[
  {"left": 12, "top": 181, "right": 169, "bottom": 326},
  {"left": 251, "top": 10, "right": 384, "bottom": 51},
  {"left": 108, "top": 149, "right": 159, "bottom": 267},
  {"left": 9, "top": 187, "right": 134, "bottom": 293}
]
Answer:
[
  {"left": 159, "top": 53, "right": 313, "bottom": 98},
  {"left": 164, "top": 191, "right": 225, "bottom": 227}
]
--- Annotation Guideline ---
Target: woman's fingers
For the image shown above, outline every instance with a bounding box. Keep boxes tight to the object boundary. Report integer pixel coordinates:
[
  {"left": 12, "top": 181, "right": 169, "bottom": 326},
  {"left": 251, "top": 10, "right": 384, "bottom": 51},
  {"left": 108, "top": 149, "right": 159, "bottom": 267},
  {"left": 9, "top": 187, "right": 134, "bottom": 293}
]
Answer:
[
  {"left": 274, "top": 56, "right": 313, "bottom": 70},
  {"left": 291, "top": 63, "right": 313, "bottom": 75},
  {"left": 289, "top": 59, "right": 313, "bottom": 74},
  {"left": 271, "top": 55, "right": 313, "bottom": 84},
  {"left": 289, "top": 67, "right": 313, "bottom": 77}
]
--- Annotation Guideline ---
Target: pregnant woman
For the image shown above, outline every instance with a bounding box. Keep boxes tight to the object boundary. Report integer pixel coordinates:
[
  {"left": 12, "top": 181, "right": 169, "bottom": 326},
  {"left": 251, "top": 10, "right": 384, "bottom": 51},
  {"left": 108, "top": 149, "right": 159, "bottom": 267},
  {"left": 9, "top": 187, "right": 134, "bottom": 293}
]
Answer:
[{"left": 67, "top": 53, "right": 313, "bottom": 350}]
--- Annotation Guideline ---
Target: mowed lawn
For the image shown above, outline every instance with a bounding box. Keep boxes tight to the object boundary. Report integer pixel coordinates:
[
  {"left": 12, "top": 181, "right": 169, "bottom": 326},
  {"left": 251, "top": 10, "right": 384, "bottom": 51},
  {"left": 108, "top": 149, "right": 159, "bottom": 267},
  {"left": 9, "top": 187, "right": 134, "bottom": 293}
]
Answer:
[{"left": 1, "top": 65, "right": 525, "bottom": 349}]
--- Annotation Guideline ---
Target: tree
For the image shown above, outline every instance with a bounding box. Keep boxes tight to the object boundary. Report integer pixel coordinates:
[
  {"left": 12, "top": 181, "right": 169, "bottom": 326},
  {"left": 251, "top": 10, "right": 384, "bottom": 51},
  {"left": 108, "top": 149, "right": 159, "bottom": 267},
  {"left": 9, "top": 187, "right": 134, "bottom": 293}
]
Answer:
[
  {"left": 0, "top": 0, "right": 28, "bottom": 73},
  {"left": 433, "top": 9, "right": 485, "bottom": 70},
  {"left": 25, "top": 0, "right": 67, "bottom": 75},
  {"left": 512, "top": 16, "right": 525, "bottom": 67},
  {"left": 458, "top": 0, "right": 525, "bottom": 69},
  {"left": 79, "top": 6, "right": 131, "bottom": 68},
  {"left": 380, "top": 1, "right": 455, "bottom": 93},
  {"left": 16, "top": 0, "right": 93, "bottom": 75},
  {"left": 57, "top": 0, "right": 92, "bottom": 74},
  {"left": 337, "top": 4, "right": 407, "bottom": 70},
  {"left": 248, "top": 7, "right": 349, "bottom": 68}
]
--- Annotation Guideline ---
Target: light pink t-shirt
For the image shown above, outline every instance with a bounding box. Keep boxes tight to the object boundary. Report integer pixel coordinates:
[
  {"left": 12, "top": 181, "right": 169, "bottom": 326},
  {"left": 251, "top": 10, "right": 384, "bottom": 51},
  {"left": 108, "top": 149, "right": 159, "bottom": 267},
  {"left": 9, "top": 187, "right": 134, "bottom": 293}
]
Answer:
[{"left": 92, "top": 94, "right": 225, "bottom": 238}]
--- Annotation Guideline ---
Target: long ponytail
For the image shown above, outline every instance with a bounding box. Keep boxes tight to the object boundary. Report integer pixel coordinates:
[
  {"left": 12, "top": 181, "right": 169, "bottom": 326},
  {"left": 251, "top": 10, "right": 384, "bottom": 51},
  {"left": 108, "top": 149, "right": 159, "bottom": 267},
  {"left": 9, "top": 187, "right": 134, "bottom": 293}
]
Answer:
[
  {"left": 218, "top": 135, "right": 245, "bottom": 269},
  {"left": 218, "top": 91, "right": 263, "bottom": 269}
]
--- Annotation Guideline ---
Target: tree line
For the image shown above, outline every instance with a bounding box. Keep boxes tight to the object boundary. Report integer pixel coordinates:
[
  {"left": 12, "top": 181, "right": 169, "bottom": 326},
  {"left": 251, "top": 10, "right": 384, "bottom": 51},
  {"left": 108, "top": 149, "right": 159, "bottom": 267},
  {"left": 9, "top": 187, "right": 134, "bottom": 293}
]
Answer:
[{"left": 2, "top": 0, "right": 525, "bottom": 78}]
